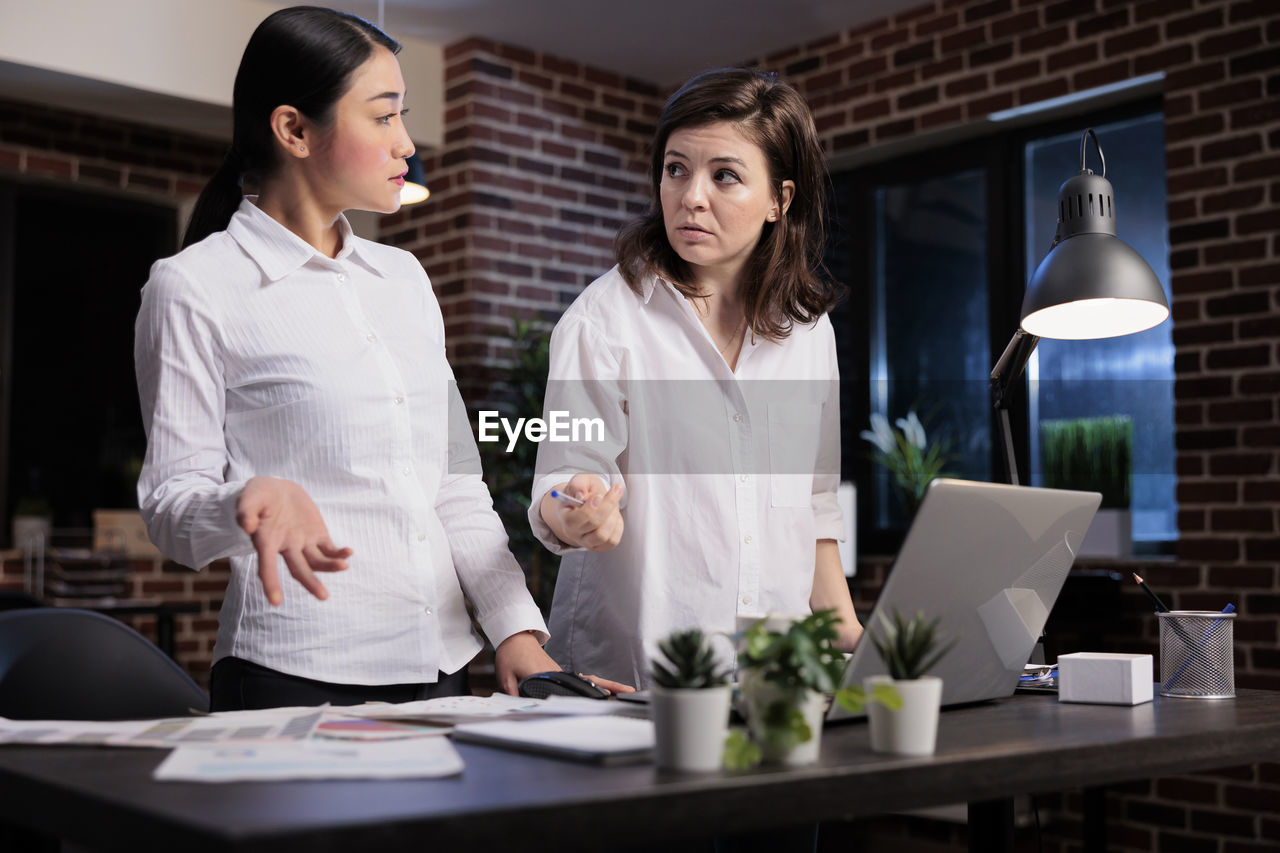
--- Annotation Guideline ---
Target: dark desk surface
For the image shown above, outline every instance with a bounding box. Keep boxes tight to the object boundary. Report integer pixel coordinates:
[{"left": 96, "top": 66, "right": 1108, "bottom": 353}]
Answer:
[{"left": 2, "top": 689, "right": 1277, "bottom": 853}]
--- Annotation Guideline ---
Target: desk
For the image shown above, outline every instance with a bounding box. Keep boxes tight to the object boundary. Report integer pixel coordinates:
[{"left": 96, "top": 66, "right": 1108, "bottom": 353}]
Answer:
[{"left": 1, "top": 690, "right": 1277, "bottom": 853}]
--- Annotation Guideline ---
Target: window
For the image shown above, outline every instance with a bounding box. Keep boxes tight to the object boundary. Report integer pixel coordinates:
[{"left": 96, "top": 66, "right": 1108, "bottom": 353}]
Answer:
[{"left": 828, "top": 99, "right": 1174, "bottom": 554}]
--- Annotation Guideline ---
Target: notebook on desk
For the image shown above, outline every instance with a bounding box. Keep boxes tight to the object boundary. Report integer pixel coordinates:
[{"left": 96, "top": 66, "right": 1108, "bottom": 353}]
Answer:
[{"left": 827, "top": 478, "right": 1101, "bottom": 722}]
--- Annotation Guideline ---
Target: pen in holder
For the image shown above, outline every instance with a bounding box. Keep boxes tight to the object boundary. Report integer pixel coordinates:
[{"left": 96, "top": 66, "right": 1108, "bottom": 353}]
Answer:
[{"left": 1157, "top": 610, "right": 1235, "bottom": 699}]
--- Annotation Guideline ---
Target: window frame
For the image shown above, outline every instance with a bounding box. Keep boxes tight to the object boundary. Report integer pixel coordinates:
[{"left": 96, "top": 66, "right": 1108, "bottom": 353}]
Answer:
[{"left": 828, "top": 95, "right": 1166, "bottom": 555}]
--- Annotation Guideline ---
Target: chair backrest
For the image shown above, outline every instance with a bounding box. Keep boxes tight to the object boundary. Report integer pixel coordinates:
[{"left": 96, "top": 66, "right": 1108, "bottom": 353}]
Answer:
[{"left": 0, "top": 609, "right": 208, "bottom": 720}]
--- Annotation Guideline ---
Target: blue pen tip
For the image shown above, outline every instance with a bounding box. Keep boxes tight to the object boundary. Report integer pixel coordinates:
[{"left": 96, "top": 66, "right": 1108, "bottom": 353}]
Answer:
[{"left": 1223, "top": 603, "right": 1236, "bottom": 614}]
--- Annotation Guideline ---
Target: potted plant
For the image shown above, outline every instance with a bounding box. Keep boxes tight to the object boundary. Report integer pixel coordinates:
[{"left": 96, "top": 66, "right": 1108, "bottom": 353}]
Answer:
[
  {"left": 1040, "top": 415, "right": 1132, "bottom": 557},
  {"left": 860, "top": 409, "right": 951, "bottom": 518},
  {"left": 864, "top": 607, "right": 956, "bottom": 756},
  {"left": 649, "top": 628, "right": 733, "bottom": 772},
  {"left": 725, "top": 610, "right": 900, "bottom": 769}
]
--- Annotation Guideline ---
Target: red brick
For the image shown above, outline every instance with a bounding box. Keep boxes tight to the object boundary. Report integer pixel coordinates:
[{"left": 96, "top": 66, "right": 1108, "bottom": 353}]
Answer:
[
  {"left": 1238, "top": 208, "right": 1280, "bottom": 235},
  {"left": 872, "top": 68, "right": 916, "bottom": 93},
  {"left": 1166, "top": 8, "right": 1226, "bottom": 40},
  {"left": 1199, "top": 26, "right": 1264, "bottom": 60},
  {"left": 1020, "top": 25, "right": 1070, "bottom": 53},
  {"left": 1019, "top": 79, "right": 1070, "bottom": 104},
  {"left": 1205, "top": 239, "right": 1267, "bottom": 265},
  {"left": 921, "top": 105, "right": 964, "bottom": 129},
  {"left": 541, "top": 55, "right": 581, "bottom": 77},
  {"left": 1171, "top": 270, "right": 1232, "bottom": 294},
  {"left": 991, "top": 9, "right": 1039, "bottom": 39},
  {"left": 1135, "top": 43, "right": 1194, "bottom": 75},
  {"left": 1202, "top": 186, "right": 1265, "bottom": 215},
  {"left": 916, "top": 11, "right": 960, "bottom": 37},
  {"left": 1155, "top": 777, "right": 1220, "bottom": 803},
  {"left": 1048, "top": 44, "right": 1098, "bottom": 73},
  {"left": 1198, "top": 79, "right": 1264, "bottom": 110},
  {"left": 847, "top": 56, "right": 889, "bottom": 81},
  {"left": 966, "top": 91, "right": 1015, "bottom": 116},
  {"left": 1238, "top": 263, "right": 1280, "bottom": 287},
  {"left": 922, "top": 55, "right": 965, "bottom": 80},
  {"left": 945, "top": 72, "right": 989, "bottom": 97},
  {"left": 941, "top": 24, "right": 988, "bottom": 54},
  {"left": 1177, "top": 538, "right": 1241, "bottom": 561},
  {"left": 994, "top": 59, "right": 1041, "bottom": 85},
  {"left": 853, "top": 98, "right": 891, "bottom": 121},
  {"left": 1166, "top": 61, "right": 1227, "bottom": 92},
  {"left": 1105, "top": 24, "right": 1161, "bottom": 57},
  {"left": 1073, "top": 59, "right": 1132, "bottom": 89},
  {"left": 1235, "top": 156, "right": 1280, "bottom": 182}
]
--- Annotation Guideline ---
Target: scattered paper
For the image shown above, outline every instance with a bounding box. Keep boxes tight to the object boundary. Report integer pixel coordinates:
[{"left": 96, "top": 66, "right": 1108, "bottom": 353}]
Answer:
[
  {"left": 0, "top": 707, "right": 323, "bottom": 747},
  {"left": 153, "top": 738, "right": 465, "bottom": 782}
]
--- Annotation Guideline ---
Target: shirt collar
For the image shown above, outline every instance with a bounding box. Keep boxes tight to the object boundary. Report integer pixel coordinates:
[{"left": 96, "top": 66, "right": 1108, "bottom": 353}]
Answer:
[{"left": 226, "top": 198, "right": 392, "bottom": 281}]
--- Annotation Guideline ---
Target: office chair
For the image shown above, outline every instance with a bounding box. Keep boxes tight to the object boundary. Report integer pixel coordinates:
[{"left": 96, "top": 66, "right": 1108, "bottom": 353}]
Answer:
[{"left": 0, "top": 608, "right": 208, "bottom": 720}]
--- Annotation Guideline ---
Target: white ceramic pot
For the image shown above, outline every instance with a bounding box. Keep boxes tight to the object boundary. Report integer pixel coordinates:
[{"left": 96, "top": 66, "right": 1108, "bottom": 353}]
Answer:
[
  {"left": 651, "top": 684, "right": 732, "bottom": 772},
  {"left": 865, "top": 675, "right": 943, "bottom": 756},
  {"left": 741, "top": 677, "right": 827, "bottom": 766}
]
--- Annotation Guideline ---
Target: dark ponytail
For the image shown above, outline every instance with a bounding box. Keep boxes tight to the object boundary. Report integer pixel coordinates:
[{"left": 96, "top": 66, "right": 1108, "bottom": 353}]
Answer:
[{"left": 182, "top": 6, "right": 400, "bottom": 248}]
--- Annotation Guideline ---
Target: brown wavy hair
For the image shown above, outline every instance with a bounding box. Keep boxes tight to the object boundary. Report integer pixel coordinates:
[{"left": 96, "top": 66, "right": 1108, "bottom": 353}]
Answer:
[{"left": 615, "top": 67, "right": 843, "bottom": 341}]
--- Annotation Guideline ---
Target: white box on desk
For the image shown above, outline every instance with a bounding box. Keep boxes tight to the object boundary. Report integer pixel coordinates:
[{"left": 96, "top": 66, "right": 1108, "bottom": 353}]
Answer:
[{"left": 1058, "top": 652, "right": 1153, "bottom": 705}]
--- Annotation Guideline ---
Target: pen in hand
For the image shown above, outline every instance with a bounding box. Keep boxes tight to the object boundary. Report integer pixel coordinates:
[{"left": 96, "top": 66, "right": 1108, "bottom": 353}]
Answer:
[{"left": 549, "top": 489, "right": 585, "bottom": 507}]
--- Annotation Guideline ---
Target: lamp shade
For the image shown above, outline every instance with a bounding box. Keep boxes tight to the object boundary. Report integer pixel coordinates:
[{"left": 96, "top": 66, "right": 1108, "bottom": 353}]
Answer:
[
  {"left": 1019, "top": 150, "right": 1168, "bottom": 341},
  {"left": 400, "top": 153, "right": 429, "bottom": 205}
]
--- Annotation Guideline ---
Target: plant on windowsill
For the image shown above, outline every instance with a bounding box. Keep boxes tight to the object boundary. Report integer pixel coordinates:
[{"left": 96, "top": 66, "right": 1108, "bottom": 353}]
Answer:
[
  {"left": 650, "top": 629, "right": 733, "bottom": 772},
  {"left": 863, "top": 607, "right": 957, "bottom": 756},
  {"left": 860, "top": 410, "right": 951, "bottom": 518},
  {"left": 1040, "top": 415, "right": 1133, "bottom": 557},
  {"left": 724, "top": 610, "right": 901, "bottom": 770}
]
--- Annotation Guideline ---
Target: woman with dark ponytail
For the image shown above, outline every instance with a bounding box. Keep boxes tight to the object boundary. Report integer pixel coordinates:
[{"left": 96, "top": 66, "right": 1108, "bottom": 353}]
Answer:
[{"left": 137, "top": 7, "right": 614, "bottom": 710}]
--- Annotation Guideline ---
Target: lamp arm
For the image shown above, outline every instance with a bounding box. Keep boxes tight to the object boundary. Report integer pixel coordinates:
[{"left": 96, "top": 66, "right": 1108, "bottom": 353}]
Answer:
[{"left": 990, "top": 329, "right": 1041, "bottom": 486}]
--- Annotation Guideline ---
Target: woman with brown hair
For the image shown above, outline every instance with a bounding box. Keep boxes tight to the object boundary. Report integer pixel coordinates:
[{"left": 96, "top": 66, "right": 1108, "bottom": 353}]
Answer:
[{"left": 530, "top": 67, "right": 862, "bottom": 689}]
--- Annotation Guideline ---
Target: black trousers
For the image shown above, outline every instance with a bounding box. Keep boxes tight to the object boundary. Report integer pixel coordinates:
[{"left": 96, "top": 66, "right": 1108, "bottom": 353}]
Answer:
[{"left": 210, "top": 656, "right": 470, "bottom": 711}]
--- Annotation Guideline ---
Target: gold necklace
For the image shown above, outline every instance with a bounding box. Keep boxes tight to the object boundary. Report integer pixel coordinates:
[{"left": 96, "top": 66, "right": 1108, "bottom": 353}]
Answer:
[{"left": 691, "top": 295, "right": 746, "bottom": 354}]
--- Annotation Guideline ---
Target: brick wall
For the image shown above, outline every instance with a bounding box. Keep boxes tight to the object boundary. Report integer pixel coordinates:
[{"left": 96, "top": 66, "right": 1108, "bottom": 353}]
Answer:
[
  {"left": 376, "top": 38, "right": 661, "bottom": 405},
  {"left": 1, "top": 99, "right": 226, "bottom": 686},
  {"left": 754, "top": 0, "right": 1279, "bottom": 849}
]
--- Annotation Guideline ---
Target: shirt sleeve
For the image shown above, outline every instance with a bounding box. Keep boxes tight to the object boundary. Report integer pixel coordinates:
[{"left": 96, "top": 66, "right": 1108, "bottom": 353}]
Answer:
[
  {"left": 436, "top": 380, "right": 549, "bottom": 647},
  {"left": 527, "top": 313, "right": 629, "bottom": 556},
  {"left": 812, "top": 317, "right": 844, "bottom": 541},
  {"left": 134, "top": 258, "right": 254, "bottom": 569},
  {"left": 425, "top": 272, "right": 548, "bottom": 648}
]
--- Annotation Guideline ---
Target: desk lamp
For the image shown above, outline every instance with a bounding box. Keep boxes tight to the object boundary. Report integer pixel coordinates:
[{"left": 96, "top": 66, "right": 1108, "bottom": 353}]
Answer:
[{"left": 990, "top": 128, "right": 1169, "bottom": 485}]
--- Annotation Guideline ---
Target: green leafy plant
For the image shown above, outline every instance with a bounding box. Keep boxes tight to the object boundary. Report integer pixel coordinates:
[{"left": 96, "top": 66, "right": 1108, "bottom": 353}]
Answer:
[
  {"left": 475, "top": 316, "right": 559, "bottom": 614},
  {"left": 1039, "top": 416, "right": 1132, "bottom": 510},
  {"left": 869, "top": 607, "right": 957, "bottom": 681},
  {"left": 860, "top": 410, "right": 951, "bottom": 515},
  {"left": 724, "top": 610, "right": 901, "bottom": 770},
  {"left": 650, "top": 629, "right": 731, "bottom": 690}
]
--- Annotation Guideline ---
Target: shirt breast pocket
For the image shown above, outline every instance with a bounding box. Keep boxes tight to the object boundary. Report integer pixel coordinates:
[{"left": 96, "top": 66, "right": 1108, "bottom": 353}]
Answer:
[{"left": 768, "top": 403, "right": 820, "bottom": 508}]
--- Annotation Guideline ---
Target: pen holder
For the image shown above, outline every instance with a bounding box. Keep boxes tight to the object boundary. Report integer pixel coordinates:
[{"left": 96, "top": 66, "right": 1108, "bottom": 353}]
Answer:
[{"left": 1157, "top": 611, "right": 1235, "bottom": 699}]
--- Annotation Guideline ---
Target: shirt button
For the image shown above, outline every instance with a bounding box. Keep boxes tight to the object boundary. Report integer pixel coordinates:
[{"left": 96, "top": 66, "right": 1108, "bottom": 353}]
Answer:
[
  {"left": 743, "top": 535, "right": 752, "bottom": 544},
  {"left": 402, "top": 466, "right": 412, "bottom": 476},
  {"left": 424, "top": 607, "right": 433, "bottom": 616},
  {"left": 394, "top": 396, "right": 405, "bottom": 405},
  {"left": 740, "top": 474, "right": 749, "bottom": 482},
  {"left": 733, "top": 413, "right": 743, "bottom": 422},
  {"left": 417, "top": 532, "right": 426, "bottom": 542},
  {"left": 336, "top": 273, "right": 346, "bottom": 283},
  {"left": 366, "top": 333, "right": 376, "bottom": 342},
  {"left": 742, "top": 596, "right": 752, "bottom": 606}
]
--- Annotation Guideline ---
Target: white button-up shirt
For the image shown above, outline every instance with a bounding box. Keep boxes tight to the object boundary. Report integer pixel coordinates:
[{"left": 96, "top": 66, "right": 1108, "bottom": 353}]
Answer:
[
  {"left": 136, "top": 199, "right": 546, "bottom": 685},
  {"left": 529, "top": 266, "right": 842, "bottom": 687}
]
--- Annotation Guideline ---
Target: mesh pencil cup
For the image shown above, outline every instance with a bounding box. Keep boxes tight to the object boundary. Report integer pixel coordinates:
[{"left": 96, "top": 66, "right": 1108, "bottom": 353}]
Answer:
[{"left": 1157, "top": 611, "right": 1235, "bottom": 699}]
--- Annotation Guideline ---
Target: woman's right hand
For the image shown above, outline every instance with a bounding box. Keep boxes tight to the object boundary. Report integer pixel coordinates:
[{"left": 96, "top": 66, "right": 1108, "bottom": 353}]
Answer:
[
  {"left": 236, "top": 476, "right": 353, "bottom": 605},
  {"left": 539, "top": 473, "right": 624, "bottom": 552}
]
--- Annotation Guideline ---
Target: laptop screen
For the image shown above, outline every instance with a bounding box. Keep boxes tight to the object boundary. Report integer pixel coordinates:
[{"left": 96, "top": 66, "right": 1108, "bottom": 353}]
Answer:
[{"left": 828, "top": 478, "right": 1100, "bottom": 721}]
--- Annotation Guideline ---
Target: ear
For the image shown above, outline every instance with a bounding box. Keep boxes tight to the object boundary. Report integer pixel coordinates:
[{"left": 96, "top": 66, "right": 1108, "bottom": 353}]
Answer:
[
  {"left": 269, "top": 105, "right": 310, "bottom": 159},
  {"left": 770, "top": 180, "right": 796, "bottom": 222}
]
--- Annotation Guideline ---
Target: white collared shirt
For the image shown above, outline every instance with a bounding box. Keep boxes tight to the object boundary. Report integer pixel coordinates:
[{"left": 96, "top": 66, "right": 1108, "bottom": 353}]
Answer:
[
  {"left": 135, "top": 199, "right": 546, "bottom": 685},
  {"left": 529, "top": 266, "right": 842, "bottom": 687}
]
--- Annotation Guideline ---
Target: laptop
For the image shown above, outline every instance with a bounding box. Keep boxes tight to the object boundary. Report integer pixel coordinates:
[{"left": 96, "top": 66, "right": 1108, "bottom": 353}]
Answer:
[{"left": 827, "top": 478, "right": 1100, "bottom": 722}]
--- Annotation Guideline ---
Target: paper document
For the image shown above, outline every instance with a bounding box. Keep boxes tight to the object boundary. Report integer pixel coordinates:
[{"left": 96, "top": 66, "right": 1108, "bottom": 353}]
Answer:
[
  {"left": 0, "top": 707, "right": 323, "bottom": 747},
  {"left": 153, "top": 738, "right": 465, "bottom": 782}
]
